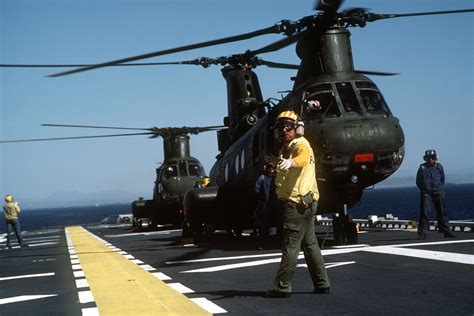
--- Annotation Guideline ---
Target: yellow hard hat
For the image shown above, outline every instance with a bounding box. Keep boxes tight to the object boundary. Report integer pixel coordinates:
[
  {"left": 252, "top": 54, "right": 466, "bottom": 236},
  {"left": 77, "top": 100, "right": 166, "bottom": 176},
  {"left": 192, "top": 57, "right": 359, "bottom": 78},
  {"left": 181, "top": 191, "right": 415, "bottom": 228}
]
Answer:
[
  {"left": 5, "top": 195, "right": 14, "bottom": 202},
  {"left": 277, "top": 110, "right": 298, "bottom": 122},
  {"left": 202, "top": 177, "right": 210, "bottom": 186}
]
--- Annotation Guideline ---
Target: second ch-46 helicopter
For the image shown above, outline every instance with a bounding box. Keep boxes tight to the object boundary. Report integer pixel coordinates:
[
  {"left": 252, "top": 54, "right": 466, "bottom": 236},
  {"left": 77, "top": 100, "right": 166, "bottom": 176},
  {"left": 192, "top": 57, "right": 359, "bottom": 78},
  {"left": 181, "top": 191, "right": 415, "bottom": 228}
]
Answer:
[
  {"left": 1, "top": 1, "right": 472, "bottom": 243},
  {"left": 0, "top": 123, "right": 222, "bottom": 229}
]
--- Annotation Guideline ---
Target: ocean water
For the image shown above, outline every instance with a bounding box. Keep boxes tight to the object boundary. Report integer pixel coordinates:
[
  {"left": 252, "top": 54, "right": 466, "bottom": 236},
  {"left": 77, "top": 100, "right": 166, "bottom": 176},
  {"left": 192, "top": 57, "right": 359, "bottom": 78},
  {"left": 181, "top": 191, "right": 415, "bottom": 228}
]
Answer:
[
  {"left": 350, "top": 183, "right": 473, "bottom": 221},
  {"left": 6, "top": 183, "right": 473, "bottom": 232}
]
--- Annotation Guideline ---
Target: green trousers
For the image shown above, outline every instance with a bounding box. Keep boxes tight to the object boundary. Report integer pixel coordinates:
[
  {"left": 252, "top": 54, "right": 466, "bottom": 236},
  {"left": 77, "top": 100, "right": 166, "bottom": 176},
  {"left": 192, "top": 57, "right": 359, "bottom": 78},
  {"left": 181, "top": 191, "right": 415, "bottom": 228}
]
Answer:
[{"left": 272, "top": 200, "right": 329, "bottom": 293}]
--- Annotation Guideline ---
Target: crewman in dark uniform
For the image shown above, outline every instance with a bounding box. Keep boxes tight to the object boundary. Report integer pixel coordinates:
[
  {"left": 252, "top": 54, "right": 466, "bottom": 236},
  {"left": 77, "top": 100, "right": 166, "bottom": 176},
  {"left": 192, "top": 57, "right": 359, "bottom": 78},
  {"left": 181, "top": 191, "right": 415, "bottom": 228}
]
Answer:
[
  {"left": 265, "top": 111, "right": 330, "bottom": 298},
  {"left": 416, "top": 149, "right": 456, "bottom": 239}
]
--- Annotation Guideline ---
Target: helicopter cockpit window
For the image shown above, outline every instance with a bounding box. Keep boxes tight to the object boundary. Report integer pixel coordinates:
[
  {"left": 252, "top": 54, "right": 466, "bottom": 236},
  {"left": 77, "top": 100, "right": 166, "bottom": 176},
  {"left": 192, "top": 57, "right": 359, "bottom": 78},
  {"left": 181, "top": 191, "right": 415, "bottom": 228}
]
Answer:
[
  {"left": 336, "top": 82, "right": 362, "bottom": 114},
  {"left": 304, "top": 91, "right": 340, "bottom": 120},
  {"left": 355, "top": 81, "right": 377, "bottom": 90},
  {"left": 188, "top": 162, "right": 202, "bottom": 177},
  {"left": 178, "top": 160, "right": 187, "bottom": 177},
  {"left": 359, "top": 89, "right": 391, "bottom": 115},
  {"left": 164, "top": 165, "right": 178, "bottom": 178}
]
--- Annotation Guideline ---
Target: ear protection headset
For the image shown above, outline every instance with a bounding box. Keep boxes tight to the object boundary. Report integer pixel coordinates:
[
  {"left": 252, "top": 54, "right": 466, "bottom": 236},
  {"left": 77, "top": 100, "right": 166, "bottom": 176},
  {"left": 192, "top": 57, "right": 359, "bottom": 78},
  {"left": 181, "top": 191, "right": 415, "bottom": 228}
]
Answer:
[{"left": 295, "top": 120, "right": 304, "bottom": 136}]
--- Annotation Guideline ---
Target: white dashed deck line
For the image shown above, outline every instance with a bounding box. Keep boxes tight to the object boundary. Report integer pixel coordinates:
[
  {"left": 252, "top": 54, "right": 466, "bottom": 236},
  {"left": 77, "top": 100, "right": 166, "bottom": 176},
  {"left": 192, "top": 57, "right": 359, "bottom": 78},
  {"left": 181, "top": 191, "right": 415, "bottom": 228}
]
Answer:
[
  {"left": 167, "top": 282, "right": 195, "bottom": 294},
  {"left": 152, "top": 272, "right": 172, "bottom": 280},
  {"left": 78, "top": 291, "right": 95, "bottom": 304},
  {"left": 139, "top": 264, "right": 155, "bottom": 271},
  {"left": 190, "top": 297, "right": 227, "bottom": 314},
  {"left": 74, "top": 271, "right": 85, "bottom": 278},
  {"left": 75, "top": 279, "right": 89, "bottom": 289},
  {"left": 81, "top": 307, "right": 100, "bottom": 316}
]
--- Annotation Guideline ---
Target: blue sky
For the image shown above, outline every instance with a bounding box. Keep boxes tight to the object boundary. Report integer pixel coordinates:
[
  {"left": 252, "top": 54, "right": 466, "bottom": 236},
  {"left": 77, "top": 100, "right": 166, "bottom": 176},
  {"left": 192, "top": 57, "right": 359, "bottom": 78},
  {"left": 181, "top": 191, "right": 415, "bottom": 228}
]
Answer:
[{"left": 1, "top": 0, "right": 473, "bottom": 204}]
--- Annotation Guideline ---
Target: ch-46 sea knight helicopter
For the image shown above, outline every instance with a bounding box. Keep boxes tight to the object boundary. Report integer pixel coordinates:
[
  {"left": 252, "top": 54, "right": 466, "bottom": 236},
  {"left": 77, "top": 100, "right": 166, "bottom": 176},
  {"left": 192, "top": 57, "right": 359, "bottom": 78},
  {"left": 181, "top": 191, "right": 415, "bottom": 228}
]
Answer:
[
  {"left": 0, "top": 124, "right": 223, "bottom": 229},
  {"left": 1, "top": 1, "right": 472, "bottom": 243}
]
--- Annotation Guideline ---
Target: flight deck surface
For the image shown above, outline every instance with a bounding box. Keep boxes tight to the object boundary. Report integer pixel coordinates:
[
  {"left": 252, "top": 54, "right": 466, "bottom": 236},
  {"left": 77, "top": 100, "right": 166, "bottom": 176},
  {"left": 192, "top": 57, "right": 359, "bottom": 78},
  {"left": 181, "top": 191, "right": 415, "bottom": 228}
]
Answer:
[{"left": 1, "top": 224, "right": 473, "bottom": 315}]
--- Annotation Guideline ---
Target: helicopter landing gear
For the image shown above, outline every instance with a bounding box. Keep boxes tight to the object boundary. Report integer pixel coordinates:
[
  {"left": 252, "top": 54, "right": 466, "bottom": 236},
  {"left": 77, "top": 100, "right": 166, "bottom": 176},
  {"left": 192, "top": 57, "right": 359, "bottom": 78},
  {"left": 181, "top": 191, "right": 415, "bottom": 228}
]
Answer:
[{"left": 332, "top": 204, "right": 358, "bottom": 245}]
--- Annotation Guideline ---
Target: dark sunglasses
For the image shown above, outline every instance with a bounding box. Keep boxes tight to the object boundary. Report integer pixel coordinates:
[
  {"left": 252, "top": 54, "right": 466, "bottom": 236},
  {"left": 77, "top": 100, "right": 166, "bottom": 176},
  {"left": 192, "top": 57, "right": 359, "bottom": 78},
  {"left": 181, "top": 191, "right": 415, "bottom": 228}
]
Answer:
[{"left": 277, "top": 121, "right": 296, "bottom": 132}]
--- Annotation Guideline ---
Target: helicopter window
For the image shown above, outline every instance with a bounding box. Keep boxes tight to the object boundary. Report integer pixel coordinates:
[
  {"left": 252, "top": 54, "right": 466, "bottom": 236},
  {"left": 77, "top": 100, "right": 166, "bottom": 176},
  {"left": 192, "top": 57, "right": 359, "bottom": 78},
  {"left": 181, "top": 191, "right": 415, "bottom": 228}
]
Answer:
[
  {"left": 304, "top": 91, "right": 340, "bottom": 120},
  {"left": 235, "top": 155, "right": 239, "bottom": 175},
  {"left": 359, "top": 90, "right": 391, "bottom": 115},
  {"left": 355, "top": 81, "right": 377, "bottom": 89},
  {"left": 188, "top": 162, "right": 202, "bottom": 177},
  {"left": 306, "top": 83, "right": 333, "bottom": 94},
  {"left": 224, "top": 164, "right": 229, "bottom": 183},
  {"left": 336, "top": 82, "right": 362, "bottom": 114},
  {"left": 178, "top": 160, "right": 187, "bottom": 176},
  {"left": 240, "top": 149, "right": 245, "bottom": 170},
  {"left": 164, "top": 165, "right": 178, "bottom": 178}
]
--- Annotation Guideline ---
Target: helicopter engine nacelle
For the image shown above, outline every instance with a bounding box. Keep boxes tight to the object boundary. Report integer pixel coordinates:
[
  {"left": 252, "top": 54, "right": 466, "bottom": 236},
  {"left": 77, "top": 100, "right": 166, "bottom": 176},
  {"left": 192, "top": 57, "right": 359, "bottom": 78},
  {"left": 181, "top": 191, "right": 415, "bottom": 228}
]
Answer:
[{"left": 183, "top": 186, "right": 219, "bottom": 229}]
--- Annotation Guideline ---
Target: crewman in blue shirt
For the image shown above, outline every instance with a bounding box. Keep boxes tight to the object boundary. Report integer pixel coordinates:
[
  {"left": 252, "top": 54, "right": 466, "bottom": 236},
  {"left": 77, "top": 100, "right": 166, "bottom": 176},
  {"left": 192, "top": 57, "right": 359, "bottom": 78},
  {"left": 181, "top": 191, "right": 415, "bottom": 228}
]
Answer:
[{"left": 416, "top": 149, "right": 456, "bottom": 239}]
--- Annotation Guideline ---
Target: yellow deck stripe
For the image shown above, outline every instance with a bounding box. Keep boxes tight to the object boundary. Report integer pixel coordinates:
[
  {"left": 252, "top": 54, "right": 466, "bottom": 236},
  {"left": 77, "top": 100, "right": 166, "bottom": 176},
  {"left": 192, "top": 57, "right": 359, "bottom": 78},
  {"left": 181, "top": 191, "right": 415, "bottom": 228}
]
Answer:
[{"left": 67, "top": 226, "right": 210, "bottom": 316}]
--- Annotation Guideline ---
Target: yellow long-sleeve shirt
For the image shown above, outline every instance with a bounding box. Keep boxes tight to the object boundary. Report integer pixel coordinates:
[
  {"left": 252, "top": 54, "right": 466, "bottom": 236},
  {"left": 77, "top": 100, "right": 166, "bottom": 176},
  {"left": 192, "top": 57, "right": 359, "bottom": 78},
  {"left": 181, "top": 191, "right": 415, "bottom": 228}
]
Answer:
[
  {"left": 3, "top": 202, "right": 21, "bottom": 220},
  {"left": 275, "top": 136, "right": 319, "bottom": 204}
]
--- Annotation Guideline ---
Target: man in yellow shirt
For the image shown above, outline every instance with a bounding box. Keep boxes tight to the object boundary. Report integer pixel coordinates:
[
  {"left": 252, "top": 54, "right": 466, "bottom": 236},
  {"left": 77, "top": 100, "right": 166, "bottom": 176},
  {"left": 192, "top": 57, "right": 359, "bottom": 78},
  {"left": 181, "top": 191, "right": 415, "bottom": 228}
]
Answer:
[
  {"left": 265, "top": 111, "right": 329, "bottom": 298},
  {"left": 3, "top": 195, "right": 28, "bottom": 249}
]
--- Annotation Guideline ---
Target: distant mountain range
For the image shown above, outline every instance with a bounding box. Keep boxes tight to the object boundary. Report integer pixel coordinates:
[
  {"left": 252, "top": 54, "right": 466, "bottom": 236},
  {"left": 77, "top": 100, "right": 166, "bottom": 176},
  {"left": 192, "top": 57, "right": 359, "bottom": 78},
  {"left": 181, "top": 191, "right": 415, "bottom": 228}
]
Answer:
[{"left": 20, "top": 173, "right": 473, "bottom": 210}]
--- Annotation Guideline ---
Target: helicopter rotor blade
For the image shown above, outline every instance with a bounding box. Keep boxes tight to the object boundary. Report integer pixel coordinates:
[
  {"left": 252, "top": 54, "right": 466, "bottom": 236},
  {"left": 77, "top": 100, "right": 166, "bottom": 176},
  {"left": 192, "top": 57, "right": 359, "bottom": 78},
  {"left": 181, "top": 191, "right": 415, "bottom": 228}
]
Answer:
[
  {"left": 0, "top": 132, "right": 155, "bottom": 144},
  {"left": 339, "top": 8, "right": 474, "bottom": 28},
  {"left": 355, "top": 70, "right": 398, "bottom": 76},
  {"left": 46, "top": 17, "right": 323, "bottom": 78},
  {"left": 249, "top": 32, "right": 306, "bottom": 57},
  {"left": 257, "top": 59, "right": 299, "bottom": 70},
  {"left": 0, "top": 62, "right": 204, "bottom": 68},
  {"left": 42, "top": 123, "right": 225, "bottom": 139},
  {"left": 368, "top": 9, "right": 474, "bottom": 21},
  {"left": 42, "top": 123, "right": 153, "bottom": 131}
]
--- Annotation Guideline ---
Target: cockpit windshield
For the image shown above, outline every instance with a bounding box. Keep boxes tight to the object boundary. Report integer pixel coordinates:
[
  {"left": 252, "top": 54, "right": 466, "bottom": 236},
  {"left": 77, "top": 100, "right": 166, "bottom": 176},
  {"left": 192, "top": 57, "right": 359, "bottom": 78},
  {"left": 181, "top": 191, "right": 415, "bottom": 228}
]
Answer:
[
  {"left": 336, "top": 82, "right": 362, "bottom": 114},
  {"left": 357, "top": 84, "right": 391, "bottom": 115},
  {"left": 163, "top": 164, "right": 178, "bottom": 178},
  {"left": 304, "top": 84, "right": 340, "bottom": 121},
  {"left": 188, "top": 161, "right": 204, "bottom": 176}
]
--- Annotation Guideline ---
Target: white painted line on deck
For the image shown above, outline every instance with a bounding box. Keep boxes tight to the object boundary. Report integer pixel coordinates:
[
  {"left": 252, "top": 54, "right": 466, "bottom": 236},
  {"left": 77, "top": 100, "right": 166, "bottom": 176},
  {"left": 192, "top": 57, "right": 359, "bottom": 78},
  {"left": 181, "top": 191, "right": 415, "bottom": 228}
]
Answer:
[
  {"left": 0, "top": 294, "right": 58, "bottom": 305},
  {"left": 81, "top": 307, "right": 100, "bottom": 316},
  {"left": 123, "top": 254, "right": 135, "bottom": 259},
  {"left": 131, "top": 259, "right": 144, "bottom": 264},
  {"left": 76, "top": 279, "right": 89, "bottom": 288},
  {"left": 297, "top": 261, "right": 356, "bottom": 269},
  {"left": 78, "top": 291, "right": 95, "bottom": 304},
  {"left": 152, "top": 272, "right": 172, "bottom": 280},
  {"left": 167, "top": 282, "right": 195, "bottom": 294},
  {"left": 167, "top": 252, "right": 282, "bottom": 265},
  {"left": 0, "top": 272, "right": 55, "bottom": 281},
  {"left": 326, "top": 261, "right": 356, "bottom": 269},
  {"left": 387, "top": 239, "right": 474, "bottom": 248},
  {"left": 72, "top": 264, "right": 82, "bottom": 270},
  {"left": 139, "top": 264, "right": 155, "bottom": 271},
  {"left": 29, "top": 242, "right": 59, "bottom": 247},
  {"left": 181, "top": 257, "right": 282, "bottom": 273},
  {"left": 362, "top": 247, "right": 474, "bottom": 265},
  {"left": 190, "top": 297, "right": 227, "bottom": 314},
  {"left": 74, "top": 271, "right": 85, "bottom": 278},
  {"left": 105, "top": 229, "right": 181, "bottom": 238},
  {"left": 332, "top": 244, "right": 370, "bottom": 249}
]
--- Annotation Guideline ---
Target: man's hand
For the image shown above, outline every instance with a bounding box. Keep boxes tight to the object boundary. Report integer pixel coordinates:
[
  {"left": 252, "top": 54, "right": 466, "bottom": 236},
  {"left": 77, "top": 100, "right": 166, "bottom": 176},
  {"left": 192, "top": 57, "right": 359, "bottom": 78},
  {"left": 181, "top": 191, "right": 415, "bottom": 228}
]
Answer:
[{"left": 278, "top": 158, "right": 294, "bottom": 171}]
